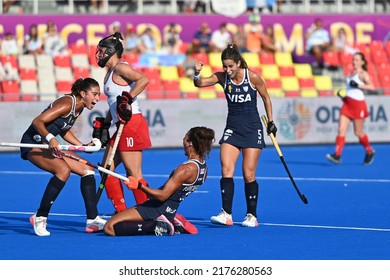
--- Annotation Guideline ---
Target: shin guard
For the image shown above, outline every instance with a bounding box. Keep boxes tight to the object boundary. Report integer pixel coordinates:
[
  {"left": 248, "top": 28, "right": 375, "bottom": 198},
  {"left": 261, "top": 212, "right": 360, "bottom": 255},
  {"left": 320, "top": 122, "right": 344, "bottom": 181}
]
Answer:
[
  {"left": 113, "top": 220, "right": 157, "bottom": 236},
  {"left": 245, "top": 180, "right": 259, "bottom": 217},
  {"left": 335, "top": 135, "right": 345, "bottom": 156},
  {"left": 220, "top": 178, "right": 234, "bottom": 215},
  {"left": 105, "top": 176, "right": 127, "bottom": 212},
  {"left": 37, "top": 176, "right": 66, "bottom": 217},
  {"left": 359, "top": 134, "right": 373, "bottom": 154},
  {"left": 80, "top": 174, "right": 98, "bottom": 219}
]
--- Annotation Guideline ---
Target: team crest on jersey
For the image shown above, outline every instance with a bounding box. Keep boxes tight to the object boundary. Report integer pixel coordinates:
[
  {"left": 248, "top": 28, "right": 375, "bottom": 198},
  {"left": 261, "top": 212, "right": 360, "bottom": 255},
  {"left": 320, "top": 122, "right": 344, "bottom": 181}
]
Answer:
[
  {"left": 243, "top": 86, "right": 248, "bottom": 92},
  {"left": 223, "top": 129, "right": 233, "bottom": 140}
]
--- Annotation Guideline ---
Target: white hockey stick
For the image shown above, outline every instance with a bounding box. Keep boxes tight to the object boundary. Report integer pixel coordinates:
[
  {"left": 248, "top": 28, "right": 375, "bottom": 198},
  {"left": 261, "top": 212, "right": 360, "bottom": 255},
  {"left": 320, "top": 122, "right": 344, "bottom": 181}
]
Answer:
[{"left": 0, "top": 138, "right": 102, "bottom": 152}]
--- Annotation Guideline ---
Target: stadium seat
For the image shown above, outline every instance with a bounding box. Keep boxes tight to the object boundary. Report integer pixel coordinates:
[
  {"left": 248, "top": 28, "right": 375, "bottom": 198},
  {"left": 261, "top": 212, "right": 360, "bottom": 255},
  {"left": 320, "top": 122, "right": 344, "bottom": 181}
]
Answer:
[
  {"left": 53, "top": 55, "right": 72, "bottom": 67},
  {"left": 70, "top": 43, "right": 88, "bottom": 54},
  {"left": 179, "top": 77, "right": 198, "bottom": 98},
  {"left": 19, "top": 68, "right": 37, "bottom": 80},
  {"left": 55, "top": 67, "right": 74, "bottom": 82},
  {"left": 143, "top": 67, "right": 161, "bottom": 81},
  {"left": 379, "top": 74, "right": 390, "bottom": 95},
  {"left": 274, "top": 51, "right": 293, "bottom": 67},
  {"left": 200, "top": 65, "right": 213, "bottom": 78},
  {"left": 38, "top": 77, "right": 57, "bottom": 101},
  {"left": 278, "top": 66, "right": 295, "bottom": 77},
  {"left": 385, "top": 41, "right": 390, "bottom": 59},
  {"left": 215, "top": 84, "right": 225, "bottom": 98},
  {"left": 72, "top": 67, "right": 90, "bottom": 79},
  {"left": 1, "top": 55, "right": 18, "bottom": 68},
  {"left": 20, "top": 80, "right": 39, "bottom": 95},
  {"left": 267, "top": 88, "right": 285, "bottom": 98},
  {"left": 88, "top": 45, "right": 98, "bottom": 67},
  {"left": 160, "top": 66, "right": 179, "bottom": 81},
  {"left": 208, "top": 52, "right": 221, "bottom": 68},
  {"left": 199, "top": 87, "right": 217, "bottom": 99},
  {"left": 371, "top": 49, "right": 389, "bottom": 65},
  {"left": 242, "top": 52, "right": 260, "bottom": 68},
  {"left": 369, "top": 40, "right": 385, "bottom": 53},
  {"left": 314, "top": 75, "right": 334, "bottom": 96},
  {"left": 323, "top": 51, "right": 341, "bottom": 67},
  {"left": 56, "top": 81, "right": 72, "bottom": 94},
  {"left": 298, "top": 77, "right": 315, "bottom": 89},
  {"left": 1, "top": 80, "right": 20, "bottom": 101},
  {"left": 192, "top": 52, "right": 209, "bottom": 65},
  {"left": 90, "top": 67, "right": 106, "bottom": 84},
  {"left": 71, "top": 54, "right": 90, "bottom": 69},
  {"left": 36, "top": 54, "right": 54, "bottom": 70},
  {"left": 338, "top": 52, "right": 353, "bottom": 66},
  {"left": 122, "top": 53, "right": 140, "bottom": 65},
  {"left": 300, "top": 89, "right": 318, "bottom": 98},
  {"left": 261, "top": 64, "right": 280, "bottom": 79},
  {"left": 294, "top": 63, "right": 313, "bottom": 79},
  {"left": 259, "top": 52, "right": 275, "bottom": 65},
  {"left": 265, "top": 78, "right": 282, "bottom": 90},
  {"left": 281, "top": 76, "right": 300, "bottom": 97},
  {"left": 163, "top": 80, "right": 181, "bottom": 99},
  {"left": 18, "top": 54, "right": 36, "bottom": 70},
  {"left": 146, "top": 78, "right": 164, "bottom": 99}
]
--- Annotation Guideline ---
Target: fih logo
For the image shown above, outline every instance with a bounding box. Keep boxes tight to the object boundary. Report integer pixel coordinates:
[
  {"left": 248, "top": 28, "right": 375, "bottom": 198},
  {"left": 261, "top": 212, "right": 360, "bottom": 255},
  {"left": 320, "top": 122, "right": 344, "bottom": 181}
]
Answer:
[{"left": 277, "top": 100, "right": 311, "bottom": 140}]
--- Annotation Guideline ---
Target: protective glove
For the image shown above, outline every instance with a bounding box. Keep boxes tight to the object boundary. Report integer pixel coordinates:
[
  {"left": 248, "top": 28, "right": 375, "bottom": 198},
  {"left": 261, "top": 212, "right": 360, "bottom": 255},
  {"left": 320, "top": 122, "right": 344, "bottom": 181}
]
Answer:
[
  {"left": 92, "top": 117, "right": 110, "bottom": 148},
  {"left": 349, "top": 80, "right": 359, "bottom": 88},
  {"left": 124, "top": 176, "right": 142, "bottom": 190},
  {"left": 267, "top": 120, "right": 277, "bottom": 137},
  {"left": 116, "top": 91, "right": 133, "bottom": 124}
]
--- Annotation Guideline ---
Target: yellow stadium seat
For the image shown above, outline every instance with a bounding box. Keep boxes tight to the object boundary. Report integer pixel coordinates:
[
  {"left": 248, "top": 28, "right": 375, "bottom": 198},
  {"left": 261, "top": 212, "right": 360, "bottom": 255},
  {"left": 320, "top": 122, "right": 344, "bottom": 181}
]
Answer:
[
  {"left": 241, "top": 52, "right": 260, "bottom": 68},
  {"left": 301, "top": 89, "right": 318, "bottom": 98},
  {"left": 200, "top": 65, "right": 213, "bottom": 78},
  {"left": 267, "top": 88, "right": 285, "bottom": 98},
  {"left": 179, "top": 77, "right": 198, "bottom": 98},
  {"left": 281, "top": 76, "right": 300, "bottom": 91},
  {"left": 199, "top": 88, "right": 217, "bottom": 99},
  {"left": 294, "top": 63, "right": 313, "bottom": 79},
  {"left": 261, "top": 64, "right": 280, "bottom": 79},
  {"left": 160, "top": 66, "right": 179, "bottom": 81},
  {"left": 274, "top": 51, "right": 293, "bottom": 67},
  {"left": 314, "top": 75, "right": 333, "bottom": 90},
  {"left": 208, "top": 52, "right": 221, "bottom": 68},
  {"left": 314, "top": 75, "right": 334, "bottom": 96}
]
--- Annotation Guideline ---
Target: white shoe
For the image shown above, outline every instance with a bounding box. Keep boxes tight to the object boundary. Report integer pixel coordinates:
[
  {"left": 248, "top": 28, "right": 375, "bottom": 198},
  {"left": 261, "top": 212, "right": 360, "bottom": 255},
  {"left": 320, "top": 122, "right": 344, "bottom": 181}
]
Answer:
[
  {"left": 242, "top": 213, "right": 259, "bottom": 227},
  {"left": 210, "top": 209, "right": 233, "bottom": 226},
  {"left": 86, "top": 216, "right": 107, "bottom": 233},
  {"left": 30, "top": 214, "right": 50, "bottom": 236}
]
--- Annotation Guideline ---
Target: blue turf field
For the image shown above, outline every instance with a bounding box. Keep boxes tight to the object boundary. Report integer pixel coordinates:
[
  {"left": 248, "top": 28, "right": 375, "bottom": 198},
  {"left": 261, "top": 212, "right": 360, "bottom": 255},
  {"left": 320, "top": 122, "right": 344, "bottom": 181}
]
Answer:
[{"left": 0, "top": 143, "right": 389, "bottom": 260}]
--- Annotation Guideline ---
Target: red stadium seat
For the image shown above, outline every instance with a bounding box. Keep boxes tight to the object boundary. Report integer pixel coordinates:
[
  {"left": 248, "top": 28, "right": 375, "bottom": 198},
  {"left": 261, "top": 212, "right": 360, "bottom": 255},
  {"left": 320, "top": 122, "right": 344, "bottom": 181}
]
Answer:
[
  {"left": 1, "top": 55, "right": 18, "bottom": 68},
  {"left": 70, "top": 43, "right": 87, "bottom": 54},
  {"left": 19, "top": 68, "right": 37, "bottom": 80},
  {"left": 73, "top": 67, "right": 91, "bottom": 79},
  {"left": 163, "top": 80, "right": 181, "bottom": 99},
  {"left": 259, "top": 52, "right": 275, "bottom": 65},
  {"left": 371, "top": 49, "right": 389, "bottom": 65},
  {"left": 338, "top": 52, "right": 353, "bottom": 66},
  {"left": 278, "top": 66, "right": 294, "bottom": 77},
  {"left": 323, "top": 51, "right": 341, "bottom": 67},
  {"left": 1, "top": 80, "right": 20, "bottom": 101},
  {"left": 122, "top": 53, "right": 140, "bottom": 65},
  {"left": 56, "top": 81, "right": 72, "bottom": 93},
  {"left": 53, "top": 55, "right": 72, "bottom": 67},
  {"left": 298, "top": 77, "right": 315, "bottom": 89},
  {"left": 379, "top": 74, "right": 390, "bottom": 95},
  {"left": 192, "top": 52, "right": 210, "bottom": 65}
]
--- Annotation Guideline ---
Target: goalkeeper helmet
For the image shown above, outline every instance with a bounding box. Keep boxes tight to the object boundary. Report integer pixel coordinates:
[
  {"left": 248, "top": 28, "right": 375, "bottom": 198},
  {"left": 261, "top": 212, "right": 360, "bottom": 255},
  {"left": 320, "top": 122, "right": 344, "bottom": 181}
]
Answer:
[{"left": 96, "top": 32, "right": 123, "bottom": 68}]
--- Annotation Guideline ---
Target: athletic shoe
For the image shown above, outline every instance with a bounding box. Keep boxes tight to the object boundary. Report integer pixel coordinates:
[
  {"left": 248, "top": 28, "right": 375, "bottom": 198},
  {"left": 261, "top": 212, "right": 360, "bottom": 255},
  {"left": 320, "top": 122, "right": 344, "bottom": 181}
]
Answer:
[
  {"left": 242, "top": 213, "right": 259, "bottom": 227},
  {"left": 326, "top": 153, "right": 341, "bottom": 164},
  {"left": 86, "top": 216, "right": 107, "bottom": 233},
  {"left": 364, "top": 150, "right": 375, "bottom": 165},
  {"left": 210, "top": 209, "right": 233, "bottom": 226},
  {"left": 30, "top": 213, "right": 50, "bottom": 237},
  {"left": 155, "top": 215, "right": 174, "bottom": 236},
  {"left": 173, "top": 214, "right": 198, "bottom": 234}
]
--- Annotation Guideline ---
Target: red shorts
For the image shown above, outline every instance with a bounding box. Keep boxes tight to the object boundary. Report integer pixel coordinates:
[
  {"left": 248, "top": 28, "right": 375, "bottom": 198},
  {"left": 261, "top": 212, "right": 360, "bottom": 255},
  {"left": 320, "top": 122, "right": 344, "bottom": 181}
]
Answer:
[
  {"left": 340, "top": 97, "right": 368, "bottom": 119},
  {"left": 109, "top": 113, "right": 152, "bottom": 151}
]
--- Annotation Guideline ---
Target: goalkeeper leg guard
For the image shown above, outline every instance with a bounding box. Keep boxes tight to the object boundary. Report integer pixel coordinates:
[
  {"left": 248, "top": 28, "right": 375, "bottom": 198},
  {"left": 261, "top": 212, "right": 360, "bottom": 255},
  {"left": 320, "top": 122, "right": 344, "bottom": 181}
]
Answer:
[
  {"left": 105, "top": 176, "right": 127, "bottom": 212},
  {"left": 80, "top": 174, "right": 98, "bottom": 219},
  {"left": 245, "top": 180, "right": 259, "bottom": 217},
  {"left": 220, "top": 177, "right": 234, "bottom": 215},
  {"left": 36, "top": 176, "right": 66, "bottom": 217},
  {"left": 132, "top": 177, "right": 149, "bottom": 204}
]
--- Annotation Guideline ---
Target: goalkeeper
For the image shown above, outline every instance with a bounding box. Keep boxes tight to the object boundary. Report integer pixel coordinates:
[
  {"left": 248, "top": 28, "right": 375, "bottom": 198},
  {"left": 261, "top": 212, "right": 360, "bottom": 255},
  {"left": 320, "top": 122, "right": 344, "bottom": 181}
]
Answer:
[{"left": 103, "top": 126, "right": 215, "bottom": 236}]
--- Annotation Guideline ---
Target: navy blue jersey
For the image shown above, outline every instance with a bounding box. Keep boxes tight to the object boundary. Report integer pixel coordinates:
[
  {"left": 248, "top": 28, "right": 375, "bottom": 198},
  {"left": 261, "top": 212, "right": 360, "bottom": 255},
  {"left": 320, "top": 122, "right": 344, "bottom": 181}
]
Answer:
[
  {"left": 219, "top": 69, "right": 265, "bottom": 149},
  {"left": 20, "top": 95, "right": 83, "bottom": 159},
  {"left": 136, "top": 159, "right": 208, "bottom": 221}
]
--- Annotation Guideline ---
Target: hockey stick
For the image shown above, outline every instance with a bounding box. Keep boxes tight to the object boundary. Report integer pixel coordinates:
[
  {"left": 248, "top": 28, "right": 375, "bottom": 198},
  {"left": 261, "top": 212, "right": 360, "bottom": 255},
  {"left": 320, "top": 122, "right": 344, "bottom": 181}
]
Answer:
[
  {"left": 96, "top": 122, "right": 125, "bottom": 202},
  {"left": 261, "top": 115, "right": 308, "bottom": 204},
  {"left": 61, "top": 151, "right": 129, "bottom": 182},
  {"left": 0, "top": 138, "right": 102, "bottom": 152}
]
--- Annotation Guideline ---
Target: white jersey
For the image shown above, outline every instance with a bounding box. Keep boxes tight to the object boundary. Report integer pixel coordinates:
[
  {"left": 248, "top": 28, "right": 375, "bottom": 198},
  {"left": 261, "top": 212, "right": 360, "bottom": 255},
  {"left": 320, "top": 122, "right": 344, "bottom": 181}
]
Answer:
[
  {"left": 103, "top": 62, "right": 141, "bottom": 124},
  {"left": 346, "top": 72, "right": 365, "bottom": 101}
]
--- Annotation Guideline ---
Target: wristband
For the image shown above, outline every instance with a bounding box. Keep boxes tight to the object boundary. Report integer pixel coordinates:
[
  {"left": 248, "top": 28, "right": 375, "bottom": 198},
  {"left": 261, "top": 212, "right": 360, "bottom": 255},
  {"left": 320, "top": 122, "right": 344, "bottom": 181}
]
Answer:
[
  {"left": 193, "top": 73, "right": 201, "bottom": 81},
  {"left": 45, "top": 133, "right": 55, "bottom": 142},
  {"left": 137, "top": 182, "right": 142, "bottom": 189}
]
